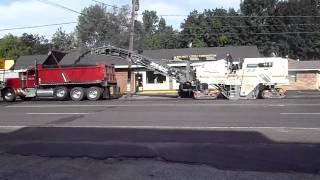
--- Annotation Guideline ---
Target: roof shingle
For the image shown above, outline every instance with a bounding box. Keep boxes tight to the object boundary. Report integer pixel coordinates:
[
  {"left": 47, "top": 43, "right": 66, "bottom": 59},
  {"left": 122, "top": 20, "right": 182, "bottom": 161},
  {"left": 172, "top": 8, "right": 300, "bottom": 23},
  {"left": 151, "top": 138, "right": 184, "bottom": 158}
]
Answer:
[
  {"left": 288, "top": 59, "right": 320, "bottom": 70},
  {"left": 142, "top": 46, "right": 261, "bottom": 61},
  {"left": 14, "top": 46, "right": 262, "bottom": 69},
  {"left": 15, "top": 54, "right": 47, "bottom": 69}
]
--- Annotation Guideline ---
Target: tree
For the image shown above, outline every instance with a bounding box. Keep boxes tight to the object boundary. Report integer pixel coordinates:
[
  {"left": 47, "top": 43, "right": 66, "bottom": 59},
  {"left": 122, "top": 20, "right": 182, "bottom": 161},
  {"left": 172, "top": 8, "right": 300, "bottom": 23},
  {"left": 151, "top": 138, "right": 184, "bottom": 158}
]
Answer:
[
  {"left": 20, "top": 33, "right": 50, "bottom": 54},
  {"left": 76, "top": 4, "right": 130, "bottom": 48},
  {"left": 157, "top": 18, "right": 180, "bottom": 49},
  {"left": 51, "top": 27, "right": 77, "bottom": 51},
  {"left": 158, "top": 17, "right": 166, "bottom": 33},
  {"left": 0, "top": 34, "right": 29, "bottom": 59},
  {"left": 179, "top": 0, "right": 320, "bottom": 59},
  {"left": 142, "top": 10, "right": 159, "bottom": 34},
  {"left": 0, "top": 34, "right": 48, "bottom": 59},
  {"left": 134, "top": 20, "right": 145, "bottom": 52},
  {"left": 180, "top": 9, "right": 238, "bottom": 48},
  {"left": 0, "top": 33, "right": 51, "bottom": 59},
  {"left": 240, "top": 0, "right": 320, "bottom": 59},
  {"left": 141, "top": 11, "right": 179, "bottom": 50}
]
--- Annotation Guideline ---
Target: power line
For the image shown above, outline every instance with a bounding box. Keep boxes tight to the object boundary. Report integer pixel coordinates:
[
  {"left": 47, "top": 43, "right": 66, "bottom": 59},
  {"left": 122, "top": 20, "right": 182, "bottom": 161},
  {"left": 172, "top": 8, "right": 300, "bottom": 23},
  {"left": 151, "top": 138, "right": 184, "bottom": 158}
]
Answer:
[
  {"left": 180, "top": 23, "right": 320, "bottom": 30},
  {"left": 159, "top": 15, "right": 320, "bottom": 18},
  {"left": 35, "top": 0, "right": 320, "bottom": 19},
  {"left": 178, "top": 32, "right": 320, "bottom": 36},
  {"left": 1, "top": 1, "right": 128, "bottom": 33},
  {"left": 92, "top": 0, "right": 125, "bottom": 9},
  {"left": 0, "top": 22, "right": 77, "bottom": 32},
  {"left": 5, "top": 1, "right": 320, "bottom": 34},
  {"left": 36, "top": 0, "right": 84, "bottom": 15},
  {"left": 3, "top": 21, "right": 320, "bottom": 33},
  {"left": 251, "top": 32, "right": 320, "bottom": 35},
  {"left": 4, "top": 21, "right": 317, "bottom": 33},
  {"left": 132, "top": 23, "right": 320, "bottom": 31},
  {"left": 30, "top": 0, "right": 320, "bottom": 20},
  {"left": 89, "top": 1, "right": 320, "bottom": 18}
]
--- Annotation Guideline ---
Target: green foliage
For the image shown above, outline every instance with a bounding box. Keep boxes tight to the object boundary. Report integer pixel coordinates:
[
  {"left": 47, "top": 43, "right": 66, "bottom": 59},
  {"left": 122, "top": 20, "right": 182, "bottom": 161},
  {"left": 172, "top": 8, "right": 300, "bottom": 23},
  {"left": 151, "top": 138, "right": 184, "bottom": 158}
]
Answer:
[
  {"left": 52, "top": 27, "right": 77, "bottom": 51},
  {"left": 179, "top": 0, "right": 320, "bottom": 60},
  {"left": 180, "top": 9, "right": 238, "bottom": 48},
  {"left": 134, "top": 20, "right": 145, "bottom": 52},
  {"left": 142, "top": 11, "right": 180, "bottom": 50},
  {"left": 76, "top": 4, "right": 131, "bottom": 48},
  {"left": 20, "top": 33, "right": 50, "bottom": 54},
  {"left": 142, "top": 10, "right": 159, "bottom": 34},
  {"left": 218, "top": 35, "right": 229, "bottom": 46},
  {"left": 0, "top": 34, "right": 28, "bottom": 59},
  {"left": 193, "top": 39, "right": 206, "bottom": 48},
  {"left": 0, "top": 34, "right": 50, "bottom": 60}
]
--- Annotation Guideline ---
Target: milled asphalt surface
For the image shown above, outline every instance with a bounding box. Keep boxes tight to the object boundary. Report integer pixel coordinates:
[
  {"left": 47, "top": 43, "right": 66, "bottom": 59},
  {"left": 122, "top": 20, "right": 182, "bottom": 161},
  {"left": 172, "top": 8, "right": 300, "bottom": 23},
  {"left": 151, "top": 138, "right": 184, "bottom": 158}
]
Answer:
[{"left": 0, "top": 90, "right": 320, "bottom": 179}]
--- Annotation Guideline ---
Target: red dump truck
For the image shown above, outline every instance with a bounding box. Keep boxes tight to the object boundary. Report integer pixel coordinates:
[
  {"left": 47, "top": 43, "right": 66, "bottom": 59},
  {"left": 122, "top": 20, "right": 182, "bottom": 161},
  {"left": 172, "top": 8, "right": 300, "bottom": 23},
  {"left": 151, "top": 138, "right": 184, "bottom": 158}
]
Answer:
[{"left": 1, "top": 62, "right": 120, "bottom": 102}]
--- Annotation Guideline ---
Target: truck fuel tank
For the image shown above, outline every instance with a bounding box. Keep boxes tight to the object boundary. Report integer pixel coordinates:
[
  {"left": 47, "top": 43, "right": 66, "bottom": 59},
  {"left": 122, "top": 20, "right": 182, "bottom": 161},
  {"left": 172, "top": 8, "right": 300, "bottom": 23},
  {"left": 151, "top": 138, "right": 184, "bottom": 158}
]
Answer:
[{"left": 36, "top": 88, "right": 54, "bottom": 97}]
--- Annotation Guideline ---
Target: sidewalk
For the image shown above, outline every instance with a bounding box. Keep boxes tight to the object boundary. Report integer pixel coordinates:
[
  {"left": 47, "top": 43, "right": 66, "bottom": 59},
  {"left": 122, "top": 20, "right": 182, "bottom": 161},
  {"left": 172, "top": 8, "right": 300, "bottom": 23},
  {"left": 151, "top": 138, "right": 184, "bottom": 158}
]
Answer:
[
  {"left": 119, "top": 90, "right": 179, "bottom": 100},
  {"left": 119, "top": 94, "right": 178, "bottom": 100}
]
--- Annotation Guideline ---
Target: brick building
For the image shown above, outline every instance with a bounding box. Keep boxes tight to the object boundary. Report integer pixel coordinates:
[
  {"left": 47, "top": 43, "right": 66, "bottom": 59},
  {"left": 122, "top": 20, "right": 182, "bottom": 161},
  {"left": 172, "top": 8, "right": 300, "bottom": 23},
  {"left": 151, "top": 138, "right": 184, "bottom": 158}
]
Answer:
[{"left": 280, "top": 60, "right": 320, "bottom": 90}]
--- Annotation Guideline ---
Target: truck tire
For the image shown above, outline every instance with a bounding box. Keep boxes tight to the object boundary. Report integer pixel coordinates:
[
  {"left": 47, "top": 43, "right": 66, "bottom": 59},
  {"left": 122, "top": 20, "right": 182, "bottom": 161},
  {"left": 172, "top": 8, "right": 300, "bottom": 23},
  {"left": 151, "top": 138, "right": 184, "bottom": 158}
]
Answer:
[
  {"left": 86, "top": 86, "right": 102, "bottom": 101},
  {"left": 70, "top": 87, "right": 85, "bottom": 101},
  {"left": 54, "top": 86, "right": 68, "bottom": 101},
  {"left": 2, "top": 88, "right": 16, "bottom": 102}
]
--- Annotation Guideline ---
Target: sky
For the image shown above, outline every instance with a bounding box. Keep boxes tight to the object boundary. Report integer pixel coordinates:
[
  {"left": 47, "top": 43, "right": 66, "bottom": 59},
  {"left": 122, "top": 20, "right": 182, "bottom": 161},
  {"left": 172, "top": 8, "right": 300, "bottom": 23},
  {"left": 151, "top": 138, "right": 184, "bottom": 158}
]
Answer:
[{"left": 0, "top": 0, "right": 240, "bottom": 39}]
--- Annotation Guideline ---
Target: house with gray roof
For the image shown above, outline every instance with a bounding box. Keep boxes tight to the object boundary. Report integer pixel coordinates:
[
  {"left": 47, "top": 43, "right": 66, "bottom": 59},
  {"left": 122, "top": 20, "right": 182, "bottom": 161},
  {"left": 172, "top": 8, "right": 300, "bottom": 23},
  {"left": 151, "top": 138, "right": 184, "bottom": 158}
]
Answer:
[
  {"left": 142, "top": 46, "right": 261, "bottom": 61},
  {"left": 15, "top": 51, "right": 76, "bottom": 69},
  {"left": 280, "top": 59, "right": 320, "bottom": 90},
  {"left": 15, "top": 54, "right": 47, "bottom": 69}
]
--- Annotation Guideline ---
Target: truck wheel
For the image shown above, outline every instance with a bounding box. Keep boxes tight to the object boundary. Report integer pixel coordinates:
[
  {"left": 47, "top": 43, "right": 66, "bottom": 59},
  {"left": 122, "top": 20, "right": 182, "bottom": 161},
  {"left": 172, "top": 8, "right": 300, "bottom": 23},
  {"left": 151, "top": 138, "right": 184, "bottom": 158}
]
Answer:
[
  {"left": 86, "top": 86, "right": 102, "bottom": 101},
  {"left": 2, "top": 88, "right": 16, "bottom": 102},
  {"left": 54, "top": 86, "right": 68, "bottom": 101},
  {"left": 70, "top": 87, "right": 85, "bottom": 101}
]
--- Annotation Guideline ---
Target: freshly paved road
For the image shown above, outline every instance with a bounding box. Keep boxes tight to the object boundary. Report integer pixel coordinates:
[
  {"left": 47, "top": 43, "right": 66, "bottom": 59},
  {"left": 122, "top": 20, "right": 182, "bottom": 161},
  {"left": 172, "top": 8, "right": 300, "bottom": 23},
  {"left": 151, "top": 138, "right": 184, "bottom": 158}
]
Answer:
[{"left": 0, "top": 92, "right": 320, "bottom": 179}]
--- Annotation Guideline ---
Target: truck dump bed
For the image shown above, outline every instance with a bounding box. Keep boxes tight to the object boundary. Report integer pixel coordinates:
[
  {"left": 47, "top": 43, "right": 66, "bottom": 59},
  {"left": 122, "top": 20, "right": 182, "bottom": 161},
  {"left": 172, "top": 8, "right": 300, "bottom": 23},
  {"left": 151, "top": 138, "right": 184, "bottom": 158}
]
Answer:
[{"left": 37, "top": 64, "right": 116, "bottom": 85}]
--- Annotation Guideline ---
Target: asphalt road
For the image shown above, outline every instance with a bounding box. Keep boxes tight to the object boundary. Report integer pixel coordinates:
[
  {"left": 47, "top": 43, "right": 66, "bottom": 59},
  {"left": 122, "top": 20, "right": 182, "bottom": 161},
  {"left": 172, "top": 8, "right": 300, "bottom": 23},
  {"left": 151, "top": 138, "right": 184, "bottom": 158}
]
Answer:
[{"left": 0, "top": 92, "right": 320, "bottom": 179}]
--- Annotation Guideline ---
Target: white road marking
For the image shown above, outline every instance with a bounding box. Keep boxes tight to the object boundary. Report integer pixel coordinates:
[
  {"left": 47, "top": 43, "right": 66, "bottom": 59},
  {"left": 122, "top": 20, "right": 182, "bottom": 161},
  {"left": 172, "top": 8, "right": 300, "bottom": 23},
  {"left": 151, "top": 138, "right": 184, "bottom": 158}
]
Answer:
[
  {"left": 280, "top": 113, "right": 320, "bottom": 115},
  {"left": 0, "top": 126, "right": 26, "bottom": 133},
  {"left": 6, "top": 103, "right": 320, "bottom": 108},
  {"left": 0, "top": 125, "right": 320, "bottom": 131},
  {"left": 26, "top": 113, "right": 93, "bottom": 115},
  {"left": 288, "top": 96, "right": 320, "bottom": 98},
  {"left": 270, "top": 104, "right": 285, "bottom": 107},
  {"left": 54, "top": 126, "right": 320, "bottom": 131}
]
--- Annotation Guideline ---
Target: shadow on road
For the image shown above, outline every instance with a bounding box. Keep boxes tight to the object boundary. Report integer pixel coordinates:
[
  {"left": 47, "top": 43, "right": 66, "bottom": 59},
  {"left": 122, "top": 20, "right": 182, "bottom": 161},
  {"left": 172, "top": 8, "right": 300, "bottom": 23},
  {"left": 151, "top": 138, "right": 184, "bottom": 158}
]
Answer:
[{"left": 0, "top": 127, "right": 319, "bottom": 174}]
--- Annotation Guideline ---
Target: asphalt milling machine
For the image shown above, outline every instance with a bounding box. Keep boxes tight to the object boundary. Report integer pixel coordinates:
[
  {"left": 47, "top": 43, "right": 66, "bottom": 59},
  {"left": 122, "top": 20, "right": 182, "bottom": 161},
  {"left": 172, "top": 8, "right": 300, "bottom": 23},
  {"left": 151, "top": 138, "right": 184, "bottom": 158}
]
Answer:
[
  {"left": 0, "top": 46, "right": 289, "bottom": 101},
  {"left": 92, "top": 46, "right": 289, "bottom": 100}
]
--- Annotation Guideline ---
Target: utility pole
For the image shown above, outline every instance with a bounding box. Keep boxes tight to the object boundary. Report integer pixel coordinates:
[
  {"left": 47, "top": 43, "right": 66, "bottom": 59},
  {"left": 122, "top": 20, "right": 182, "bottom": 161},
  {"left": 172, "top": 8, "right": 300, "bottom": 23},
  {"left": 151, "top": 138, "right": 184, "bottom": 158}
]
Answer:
[{"left": 127, "top": 0, "right": 139, "bottom": 97}]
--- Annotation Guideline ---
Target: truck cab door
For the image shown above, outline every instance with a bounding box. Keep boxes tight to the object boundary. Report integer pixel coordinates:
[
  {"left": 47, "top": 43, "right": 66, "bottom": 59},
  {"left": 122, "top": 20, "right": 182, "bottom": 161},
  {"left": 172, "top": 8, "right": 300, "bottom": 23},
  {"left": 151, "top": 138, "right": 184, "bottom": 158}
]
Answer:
[
  {"left": 26, "top": 69, "right": 36, "bottom": 88},
  {"left": 20, "top": 69, "right": 36, "bottom": 89},
  {"left": 19, "top": 72, "right": 27, "bottom": 89}
]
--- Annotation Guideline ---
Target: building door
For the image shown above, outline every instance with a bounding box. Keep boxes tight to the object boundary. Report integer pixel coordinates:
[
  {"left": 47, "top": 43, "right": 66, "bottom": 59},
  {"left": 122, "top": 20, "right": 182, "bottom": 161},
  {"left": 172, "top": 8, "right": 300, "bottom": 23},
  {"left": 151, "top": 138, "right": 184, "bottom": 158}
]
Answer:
[{"left": 135, "top": 73, "right": 143, "bottom": 92}]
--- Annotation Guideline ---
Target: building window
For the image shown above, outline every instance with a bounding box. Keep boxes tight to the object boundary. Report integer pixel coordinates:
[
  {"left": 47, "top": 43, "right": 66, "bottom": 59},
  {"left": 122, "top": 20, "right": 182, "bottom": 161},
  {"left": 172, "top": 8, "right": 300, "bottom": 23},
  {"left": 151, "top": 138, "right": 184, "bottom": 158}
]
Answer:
[
  {"left": 247, "top": 62, "right": 273, "bottom": 68},
  {"left": 289, "top": 71, "right": 297, "bottom": 82},
  {"left": 258, "top": 62, "right": 273, "bottom": 68},
  {"left": 173, "top": 54, "right": 216, "bottom": 61},
  {"left": 146, "top": 71, "right": 166, "bottom": 84}
]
